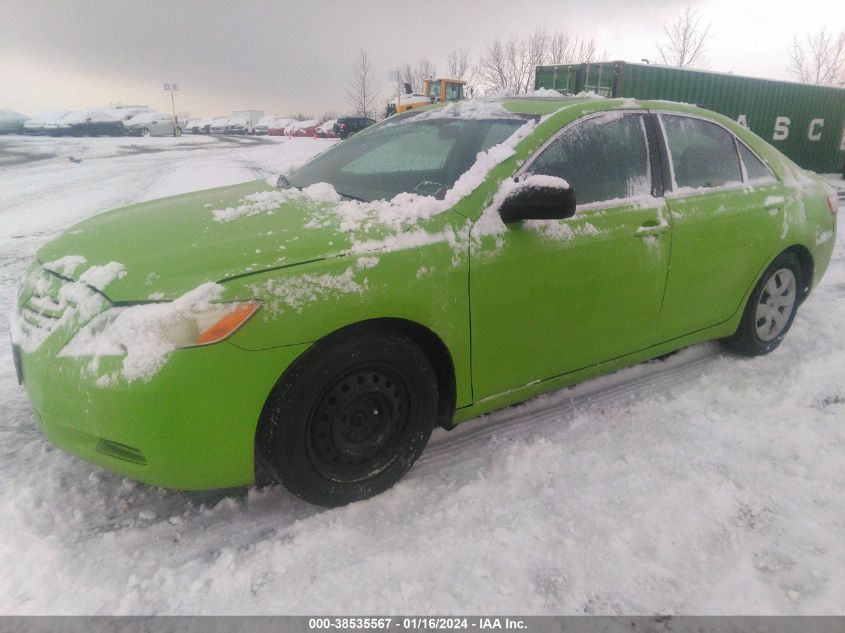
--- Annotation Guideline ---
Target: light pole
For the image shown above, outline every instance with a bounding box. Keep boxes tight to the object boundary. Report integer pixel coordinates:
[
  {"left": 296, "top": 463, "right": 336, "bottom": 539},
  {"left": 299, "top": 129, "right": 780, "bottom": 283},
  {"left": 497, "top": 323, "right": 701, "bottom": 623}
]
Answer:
[{"left": 163, "top": 82, "right": 179, "bottom": 128}]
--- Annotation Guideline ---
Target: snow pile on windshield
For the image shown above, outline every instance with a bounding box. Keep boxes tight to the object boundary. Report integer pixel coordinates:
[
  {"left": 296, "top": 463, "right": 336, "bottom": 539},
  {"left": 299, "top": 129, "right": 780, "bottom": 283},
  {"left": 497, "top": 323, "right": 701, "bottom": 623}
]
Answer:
[
  {"left": 522, "top": 87, "right": 565, "bottom": 98},
  {"left": 411, "top": 98, "right": 516, "bottom": 120},
  {"left": 218, "top": 116, "right": 538, "bottom": 238},
  {"left": 59, "top": 282, "right": 224, "bottom": 384}
]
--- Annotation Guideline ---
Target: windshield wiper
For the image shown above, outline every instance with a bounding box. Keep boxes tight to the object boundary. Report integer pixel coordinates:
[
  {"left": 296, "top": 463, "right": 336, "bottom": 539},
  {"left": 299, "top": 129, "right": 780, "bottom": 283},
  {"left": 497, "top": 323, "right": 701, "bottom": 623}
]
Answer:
[
  {"left": 275, "top": 174, "right": 291, "bottom": 190},
  {"left": 335, "top": 191, "right": 365, "bottom": 202}
]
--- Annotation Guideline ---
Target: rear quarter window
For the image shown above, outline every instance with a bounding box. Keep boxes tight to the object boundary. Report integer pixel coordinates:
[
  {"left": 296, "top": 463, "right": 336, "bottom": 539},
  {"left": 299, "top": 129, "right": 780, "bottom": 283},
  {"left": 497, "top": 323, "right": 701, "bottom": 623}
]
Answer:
[
  {"left": 737, "top": 141, "right": 774, "bottom": 181},
  {"left": 661, "top": 114, "right": 742, "bottom": 189}
]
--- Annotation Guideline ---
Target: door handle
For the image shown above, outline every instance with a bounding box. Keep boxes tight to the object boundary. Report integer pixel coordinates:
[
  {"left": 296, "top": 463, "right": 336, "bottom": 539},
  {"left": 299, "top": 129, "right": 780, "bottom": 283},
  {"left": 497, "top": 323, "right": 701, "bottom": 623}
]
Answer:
[
  {"left": 764, "top": 196, "right": 785, "bottom": 209},
  {"left": 764, "top": 195, "right": 784, "bottom": 215},
  {"left": 635, "top": 221, "right": 668, "bottom": 238}
]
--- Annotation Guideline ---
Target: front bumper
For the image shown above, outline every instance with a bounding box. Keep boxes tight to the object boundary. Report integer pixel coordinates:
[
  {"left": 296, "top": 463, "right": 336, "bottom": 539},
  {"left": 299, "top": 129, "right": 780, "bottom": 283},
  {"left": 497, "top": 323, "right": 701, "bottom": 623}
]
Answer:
[{"left": 19, "top": 338, "right": 310, "bottom": 489}]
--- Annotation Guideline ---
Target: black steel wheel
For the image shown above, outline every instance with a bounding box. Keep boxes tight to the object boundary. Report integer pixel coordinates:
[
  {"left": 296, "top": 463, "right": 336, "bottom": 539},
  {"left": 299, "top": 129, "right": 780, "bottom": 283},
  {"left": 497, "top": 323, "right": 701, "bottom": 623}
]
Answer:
[{"left": 258, "top": 329, "right": 438, "bottom": 506}]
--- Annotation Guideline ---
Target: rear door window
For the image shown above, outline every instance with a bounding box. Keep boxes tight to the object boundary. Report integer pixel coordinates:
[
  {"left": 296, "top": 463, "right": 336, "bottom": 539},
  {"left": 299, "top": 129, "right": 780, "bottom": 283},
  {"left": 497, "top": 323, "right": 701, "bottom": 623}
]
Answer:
[
  {"left": 737, "top": 142, "right": 774, "bottom": 181},
  {"left": 660, "top": 114, "right": 742, "bottom": 189},
  {"left": 525, "top": 112, "right": 652, "bottom": 205}
]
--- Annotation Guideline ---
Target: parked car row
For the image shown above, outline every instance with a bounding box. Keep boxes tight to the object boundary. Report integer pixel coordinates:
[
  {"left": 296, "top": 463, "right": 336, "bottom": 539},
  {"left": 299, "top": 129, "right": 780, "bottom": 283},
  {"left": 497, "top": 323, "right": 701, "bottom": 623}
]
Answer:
[
  {"left": 3, "top": 106, "right": 377, "bottom": 141},
  {"left": 1, "top": 107, "right": 186, "bottom": 137}
]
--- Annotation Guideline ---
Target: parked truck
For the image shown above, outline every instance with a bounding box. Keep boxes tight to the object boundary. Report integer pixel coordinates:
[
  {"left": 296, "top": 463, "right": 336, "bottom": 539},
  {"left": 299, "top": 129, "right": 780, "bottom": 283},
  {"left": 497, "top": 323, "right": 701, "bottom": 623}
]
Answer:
[
  {"left": 535, "top": 61, "right": 845, "bottom": 174},
  {"left": 230, "top": 110, "right": 265, "bottom": 134}
]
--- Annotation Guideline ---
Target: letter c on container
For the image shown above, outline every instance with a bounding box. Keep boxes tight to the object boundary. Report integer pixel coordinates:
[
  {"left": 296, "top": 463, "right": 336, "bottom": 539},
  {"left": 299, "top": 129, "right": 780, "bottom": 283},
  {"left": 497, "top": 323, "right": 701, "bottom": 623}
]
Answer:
[{"left": 808, "top": 118, "right": 824, "bottom": 141}]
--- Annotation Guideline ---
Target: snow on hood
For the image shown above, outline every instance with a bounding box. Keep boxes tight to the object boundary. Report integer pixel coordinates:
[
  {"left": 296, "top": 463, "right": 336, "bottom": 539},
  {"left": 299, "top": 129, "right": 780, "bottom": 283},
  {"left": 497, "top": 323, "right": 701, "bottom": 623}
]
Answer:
[
  {"left": 317, "top": 119, "right": 337, "bottom": 132},
  {"left": 406, "top": 98, "right": 516, "bottom": 120}
]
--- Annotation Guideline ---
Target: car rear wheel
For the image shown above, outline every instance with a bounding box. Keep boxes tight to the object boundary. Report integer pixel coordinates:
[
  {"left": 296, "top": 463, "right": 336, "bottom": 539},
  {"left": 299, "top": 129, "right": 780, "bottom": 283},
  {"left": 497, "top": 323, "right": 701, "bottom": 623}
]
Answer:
[
  {"left": 140, "top": 128, "right": 150, "bottom": 137},
  {"left": 722, "top": 251, "right": 803, "bottom": 356},
  {"left": 258, "top": 330, "right": 438, "bottom": 506},
  {"left": 173, "top": 127, "right": 182, "bottom": 137}
]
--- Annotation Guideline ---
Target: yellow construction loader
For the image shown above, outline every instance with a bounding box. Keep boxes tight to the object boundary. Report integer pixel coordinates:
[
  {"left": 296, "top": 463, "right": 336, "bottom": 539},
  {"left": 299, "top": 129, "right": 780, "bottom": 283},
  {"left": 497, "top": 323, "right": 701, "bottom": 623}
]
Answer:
[{"left": 388, "top": 78, "right": 467, "bottom": 116}]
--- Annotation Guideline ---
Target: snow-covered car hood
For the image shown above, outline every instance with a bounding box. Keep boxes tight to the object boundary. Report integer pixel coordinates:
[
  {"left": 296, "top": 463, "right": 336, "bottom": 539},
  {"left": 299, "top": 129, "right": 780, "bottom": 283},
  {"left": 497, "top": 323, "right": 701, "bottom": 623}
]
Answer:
[{"left": 35, "top": 181, "right": 361, "bottom": 302}]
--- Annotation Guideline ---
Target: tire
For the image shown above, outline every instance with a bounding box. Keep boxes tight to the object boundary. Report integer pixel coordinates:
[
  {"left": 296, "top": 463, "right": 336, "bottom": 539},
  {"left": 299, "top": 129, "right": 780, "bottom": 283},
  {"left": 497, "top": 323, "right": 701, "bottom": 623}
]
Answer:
[
  {"left": 258, "top": 330, "right": 438, "bottom": 506},
  {"left": 722, "top": 251, "right": 803, "bottom": 356},
  {"left": 174, "top": 127, "right": 182, "bottom": 137},
  {"left": 140, "top": 128, "right": 151, "bottom": 137}
]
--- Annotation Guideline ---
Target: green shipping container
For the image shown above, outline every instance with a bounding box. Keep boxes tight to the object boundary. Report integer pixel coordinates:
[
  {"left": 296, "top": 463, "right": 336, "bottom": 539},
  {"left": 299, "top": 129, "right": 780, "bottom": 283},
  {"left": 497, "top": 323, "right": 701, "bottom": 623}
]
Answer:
[{"left": 535, "top": 61, "right": 845, "bottom": 174}]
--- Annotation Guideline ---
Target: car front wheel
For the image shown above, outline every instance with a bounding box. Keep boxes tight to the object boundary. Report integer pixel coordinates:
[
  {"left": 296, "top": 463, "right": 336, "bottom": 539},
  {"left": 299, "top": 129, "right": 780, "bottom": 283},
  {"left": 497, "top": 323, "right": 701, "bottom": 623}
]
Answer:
[
  {"left": 723, "top": 251, "right": 803, "bottom": 356},
  {"left": 258, "top": 329, "right": 438, "bottom": 506}
]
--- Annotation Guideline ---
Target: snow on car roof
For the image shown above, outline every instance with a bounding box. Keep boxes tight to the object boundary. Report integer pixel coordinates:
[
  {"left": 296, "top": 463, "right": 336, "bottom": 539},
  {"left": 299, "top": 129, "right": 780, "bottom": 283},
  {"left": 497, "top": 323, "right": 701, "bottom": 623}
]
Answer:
[
  {"left": 287, "top": 120, "right": 319, "bottom": 129},
  {"left": 267, "top": 117, "right": 296, "bottom": 129},
  {"left": 126, "top": 112, "right": 170, "bottom": 125},
  {"left": 23, "top": 111, "right": 70, "bottom": 126}
]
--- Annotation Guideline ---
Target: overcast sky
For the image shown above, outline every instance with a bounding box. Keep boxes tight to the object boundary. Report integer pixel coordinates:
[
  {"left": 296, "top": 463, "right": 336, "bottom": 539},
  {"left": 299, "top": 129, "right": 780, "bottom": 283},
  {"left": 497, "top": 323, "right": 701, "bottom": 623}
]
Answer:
[{"left": 1, "top": 0, "right": 843, "bottom": 119}]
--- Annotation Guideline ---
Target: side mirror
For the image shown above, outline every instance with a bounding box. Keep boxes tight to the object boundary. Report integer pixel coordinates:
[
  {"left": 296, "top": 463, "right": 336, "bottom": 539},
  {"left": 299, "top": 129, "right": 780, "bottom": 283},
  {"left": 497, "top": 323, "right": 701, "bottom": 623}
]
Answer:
[{"left": 499, "top": 179, "right": 577, "bottom": 224}]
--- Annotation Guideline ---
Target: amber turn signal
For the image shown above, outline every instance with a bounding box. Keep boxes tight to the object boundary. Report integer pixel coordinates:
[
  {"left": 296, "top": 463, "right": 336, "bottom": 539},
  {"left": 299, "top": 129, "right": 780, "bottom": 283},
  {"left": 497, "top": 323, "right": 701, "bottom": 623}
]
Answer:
[{"left": 195, "top": 303, "right": 260, "bottom": 345}]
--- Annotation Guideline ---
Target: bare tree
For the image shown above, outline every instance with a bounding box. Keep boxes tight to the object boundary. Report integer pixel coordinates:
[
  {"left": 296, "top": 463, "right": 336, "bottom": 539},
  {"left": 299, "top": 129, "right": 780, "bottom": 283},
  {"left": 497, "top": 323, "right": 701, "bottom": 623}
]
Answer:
[
  {"left": 787, "top": 28, "right": 845, "bottom": 86},
  {"left": 417, "top": 58, "right": 437, "bottom": 85},
  {"left": 446, "top": 48, "right": 471, "bottom": 79},
  {"left": 398, "top": 58, "right": 439, "bottom": 93},
  {"left": 656, "top": 6, "right": 711, "bottom": 68},
  {"left": 346, "top": 49, "right": 380, "bottom": 118},
  {"left": 475, "top": 29, "right": 600, "bottom": 94},
  {"left": 400, "top": 62, "right": 418, "bottom": 93}
]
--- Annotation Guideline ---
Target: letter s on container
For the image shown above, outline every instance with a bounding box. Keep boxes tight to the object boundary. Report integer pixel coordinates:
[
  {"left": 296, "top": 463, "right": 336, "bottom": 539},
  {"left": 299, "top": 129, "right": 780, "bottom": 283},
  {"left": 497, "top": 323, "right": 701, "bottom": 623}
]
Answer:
[{"left": 773, "top": 116, "right": 790, "bottom": 141}]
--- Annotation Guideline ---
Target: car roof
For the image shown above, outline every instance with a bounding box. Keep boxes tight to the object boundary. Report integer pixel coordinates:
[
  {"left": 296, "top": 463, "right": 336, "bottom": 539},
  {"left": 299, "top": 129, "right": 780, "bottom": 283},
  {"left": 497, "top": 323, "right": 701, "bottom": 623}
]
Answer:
[{"left": 407, "top": 94, "right": 712, "bottom": 118}]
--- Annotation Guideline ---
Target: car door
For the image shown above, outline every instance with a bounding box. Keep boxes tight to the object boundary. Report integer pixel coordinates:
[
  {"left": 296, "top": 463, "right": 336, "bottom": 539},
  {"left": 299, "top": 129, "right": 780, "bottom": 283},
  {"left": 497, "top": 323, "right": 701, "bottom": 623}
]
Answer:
[
  {"left": 469, "top": 111, "right": 672, "bottom": 401},
  {"left": 654, "top": 113, "right": 787, "bottom": 341}
]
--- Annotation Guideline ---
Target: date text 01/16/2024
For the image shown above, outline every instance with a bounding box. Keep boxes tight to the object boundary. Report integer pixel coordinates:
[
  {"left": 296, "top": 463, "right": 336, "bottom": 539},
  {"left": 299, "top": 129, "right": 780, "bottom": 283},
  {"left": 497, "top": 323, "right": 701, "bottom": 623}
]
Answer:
[{"left": 308, "top": 618, "right": 528, "bottom": 630}]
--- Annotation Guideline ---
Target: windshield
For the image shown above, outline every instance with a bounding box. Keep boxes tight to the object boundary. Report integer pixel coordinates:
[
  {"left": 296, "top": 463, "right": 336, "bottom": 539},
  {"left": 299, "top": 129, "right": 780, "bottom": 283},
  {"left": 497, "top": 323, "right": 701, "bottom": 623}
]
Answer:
[{"left": 287, "top": 112, "right": 528, "bottom": 202}]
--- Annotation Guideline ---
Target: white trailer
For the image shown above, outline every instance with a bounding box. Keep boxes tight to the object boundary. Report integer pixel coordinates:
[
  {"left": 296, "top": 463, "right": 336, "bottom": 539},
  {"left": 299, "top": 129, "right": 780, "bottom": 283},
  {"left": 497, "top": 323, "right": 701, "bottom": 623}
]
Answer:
[{"left": 231, "top": 110, "right": 265, "bottom": 134}]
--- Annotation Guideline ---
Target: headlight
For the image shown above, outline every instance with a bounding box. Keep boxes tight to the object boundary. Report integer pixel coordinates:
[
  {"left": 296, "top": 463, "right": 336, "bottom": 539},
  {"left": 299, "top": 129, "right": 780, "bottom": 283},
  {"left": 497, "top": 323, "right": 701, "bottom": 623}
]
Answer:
[{"left": 59, "top": 297, "right": 259, "bottom": 383}]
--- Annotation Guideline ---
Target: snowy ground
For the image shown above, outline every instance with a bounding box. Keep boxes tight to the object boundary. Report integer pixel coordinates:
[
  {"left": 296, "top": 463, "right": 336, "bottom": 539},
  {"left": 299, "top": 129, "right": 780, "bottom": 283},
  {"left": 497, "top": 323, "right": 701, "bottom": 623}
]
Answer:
[{"left": 0, "top": 136, "right": 843, "bottom": 615}]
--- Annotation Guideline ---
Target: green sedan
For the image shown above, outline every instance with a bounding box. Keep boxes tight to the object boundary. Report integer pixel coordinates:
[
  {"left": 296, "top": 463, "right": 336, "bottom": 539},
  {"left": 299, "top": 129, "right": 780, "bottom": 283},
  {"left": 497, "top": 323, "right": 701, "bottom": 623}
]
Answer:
[{"left": 11, "top": 96, "right": 838, "bottom": 506}]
